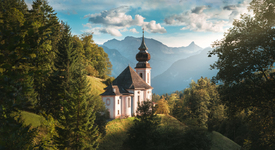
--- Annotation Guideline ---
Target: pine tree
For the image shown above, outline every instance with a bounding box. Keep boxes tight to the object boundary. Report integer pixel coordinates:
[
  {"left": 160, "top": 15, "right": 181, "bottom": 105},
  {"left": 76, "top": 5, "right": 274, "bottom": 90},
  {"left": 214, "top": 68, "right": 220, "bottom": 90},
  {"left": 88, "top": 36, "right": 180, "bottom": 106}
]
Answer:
[
  {"left": 46, "top": 22, "right": 76, "bottom": 119},
  {"left": 55, "top": 60, "right": 100, "bottom": 149},
  {"left": 26, "top": 0, "right": 61, "bottom": 111},
  {"left": 0, "top": 0, "right": 38, "bottom": 148}
]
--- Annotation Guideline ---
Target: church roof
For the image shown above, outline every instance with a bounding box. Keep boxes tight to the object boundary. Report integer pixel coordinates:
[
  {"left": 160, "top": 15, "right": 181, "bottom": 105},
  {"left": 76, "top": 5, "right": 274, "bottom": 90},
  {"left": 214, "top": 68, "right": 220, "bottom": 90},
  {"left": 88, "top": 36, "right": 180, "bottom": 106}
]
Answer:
[{"left": 101, "top": 66, "right": 153, "bottom": 96}]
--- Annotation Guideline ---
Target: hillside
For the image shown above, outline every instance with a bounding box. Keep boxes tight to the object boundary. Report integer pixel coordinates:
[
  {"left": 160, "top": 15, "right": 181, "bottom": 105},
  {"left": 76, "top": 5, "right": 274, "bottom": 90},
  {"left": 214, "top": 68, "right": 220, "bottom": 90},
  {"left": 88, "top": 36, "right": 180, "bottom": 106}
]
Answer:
[
  {"left": 98, "top": 114, "right": 241, "bottom": 150},
  {"left": 86, "top": 76, "right": 106, "bottom": 95}
]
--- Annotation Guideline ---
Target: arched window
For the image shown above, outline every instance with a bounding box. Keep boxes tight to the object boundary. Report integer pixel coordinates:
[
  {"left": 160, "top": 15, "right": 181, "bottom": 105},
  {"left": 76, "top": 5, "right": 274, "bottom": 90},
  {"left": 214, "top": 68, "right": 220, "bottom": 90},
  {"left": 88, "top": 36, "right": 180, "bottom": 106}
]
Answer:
[
  {"left": 140, "top": 73, "right": 143, "bottom": 78},
  {"left": 147, "top": 73, "right": 149, "bottom": 83}
]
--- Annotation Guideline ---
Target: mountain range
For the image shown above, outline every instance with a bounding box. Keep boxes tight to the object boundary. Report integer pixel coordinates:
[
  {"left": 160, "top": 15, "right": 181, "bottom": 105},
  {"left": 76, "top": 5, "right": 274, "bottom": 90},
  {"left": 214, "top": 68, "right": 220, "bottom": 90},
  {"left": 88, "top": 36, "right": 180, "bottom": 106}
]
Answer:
[
  {"left": 101, "top": 36, "right": 203, "bottom": 78},
  {"left": 101, "top": 36, "right": 218, "bottom": 94}
]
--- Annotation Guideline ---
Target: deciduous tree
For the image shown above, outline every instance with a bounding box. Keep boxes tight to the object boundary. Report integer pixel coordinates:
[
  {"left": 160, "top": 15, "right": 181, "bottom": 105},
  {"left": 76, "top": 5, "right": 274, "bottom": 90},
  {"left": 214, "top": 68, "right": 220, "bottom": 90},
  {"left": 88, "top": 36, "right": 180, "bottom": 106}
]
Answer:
[{"left": 209, "top": 0, "right": 275, "bottom": 148}]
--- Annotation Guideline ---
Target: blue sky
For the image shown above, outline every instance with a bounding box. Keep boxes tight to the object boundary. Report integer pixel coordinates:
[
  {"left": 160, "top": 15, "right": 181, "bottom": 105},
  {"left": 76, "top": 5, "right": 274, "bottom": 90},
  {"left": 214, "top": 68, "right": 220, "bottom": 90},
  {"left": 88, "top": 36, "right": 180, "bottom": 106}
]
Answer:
[{"left": 26, "top": 0, "right": 253, "bottom": 48}]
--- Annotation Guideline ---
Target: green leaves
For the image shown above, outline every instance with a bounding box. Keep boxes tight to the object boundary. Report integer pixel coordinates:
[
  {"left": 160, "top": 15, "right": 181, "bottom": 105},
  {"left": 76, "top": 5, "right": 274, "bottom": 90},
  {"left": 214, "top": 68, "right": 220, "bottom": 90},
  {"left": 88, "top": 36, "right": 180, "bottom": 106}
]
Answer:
[{"left": 209, "top": 0, "right": 275, "bottom": 148}]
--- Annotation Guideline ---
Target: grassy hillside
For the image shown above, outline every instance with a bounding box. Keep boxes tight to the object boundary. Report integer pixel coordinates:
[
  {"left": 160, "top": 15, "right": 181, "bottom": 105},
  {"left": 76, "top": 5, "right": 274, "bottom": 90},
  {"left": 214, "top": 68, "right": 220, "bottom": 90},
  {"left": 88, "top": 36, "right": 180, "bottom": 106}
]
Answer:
[
  {"left": 211, "top": 131, "right": 241, "bottom": 150},
  {"left": 98, "top": 115, "right": 187, "bottom": 150},
  {"left": 98, "top": 114, "right": 241, "bottom": 150},
  {"left": 20, "top": 111, "right": 44, "bottom": 127}
]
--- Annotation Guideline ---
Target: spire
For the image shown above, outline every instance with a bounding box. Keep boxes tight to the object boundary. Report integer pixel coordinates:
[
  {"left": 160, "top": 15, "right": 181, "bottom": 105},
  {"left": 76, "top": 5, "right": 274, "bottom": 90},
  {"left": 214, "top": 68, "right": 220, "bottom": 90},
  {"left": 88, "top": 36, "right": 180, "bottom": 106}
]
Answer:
[{"left": 138, "top": 28, "right": 148, "bottom": 51}]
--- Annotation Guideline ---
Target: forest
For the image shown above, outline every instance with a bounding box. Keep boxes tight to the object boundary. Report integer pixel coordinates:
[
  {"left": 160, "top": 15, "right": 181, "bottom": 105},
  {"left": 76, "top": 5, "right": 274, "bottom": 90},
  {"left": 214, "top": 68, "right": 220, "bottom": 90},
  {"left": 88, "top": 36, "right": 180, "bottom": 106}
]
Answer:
[{"left": 0, "top": 0, "right": 274, "bottom": 150}]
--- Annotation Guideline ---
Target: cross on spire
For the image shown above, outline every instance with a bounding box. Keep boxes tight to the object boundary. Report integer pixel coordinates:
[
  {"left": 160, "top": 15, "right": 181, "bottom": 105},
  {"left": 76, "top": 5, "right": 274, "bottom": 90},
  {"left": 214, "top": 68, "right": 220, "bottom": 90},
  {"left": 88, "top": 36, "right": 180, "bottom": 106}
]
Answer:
[{"left": 138, "top": 28, "right": 148, "bottom": 51}]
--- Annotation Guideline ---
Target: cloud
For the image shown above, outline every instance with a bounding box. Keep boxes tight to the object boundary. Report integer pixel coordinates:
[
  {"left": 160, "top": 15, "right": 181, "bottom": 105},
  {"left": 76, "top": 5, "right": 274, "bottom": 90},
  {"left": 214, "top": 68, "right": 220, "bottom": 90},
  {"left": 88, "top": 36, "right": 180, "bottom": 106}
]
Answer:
[
  {"left": 143, "top": 21, "right": 166, "bottom": 33},
  {"left": 191, "top": 6, "right": 209, "bottom": 14},
  {"left": 99, "top": 28, "right": 122, "bottom": 36},
  {"left": 165, "top": 10, "right": 226, "bottom": 32},
  {"left": 130, "top": 28, "right": 139, "bottom": 33},
  {"left": 84, "top": 6, "right": 166, "bottom": 36},
  {"left": 223, "top": 5, "right": 237, "bottom": 10}
]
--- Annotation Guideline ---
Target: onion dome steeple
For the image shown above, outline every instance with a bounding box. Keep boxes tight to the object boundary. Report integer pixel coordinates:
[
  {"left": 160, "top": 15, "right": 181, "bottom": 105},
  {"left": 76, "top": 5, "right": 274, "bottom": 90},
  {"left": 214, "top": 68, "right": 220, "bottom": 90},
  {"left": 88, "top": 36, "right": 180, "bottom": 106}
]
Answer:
[
  {"left": 135, "top": 29, "right": 151, "bottom": 68},
  {"left": 138, "top": 30, "right": 148, "bottom": 51}
]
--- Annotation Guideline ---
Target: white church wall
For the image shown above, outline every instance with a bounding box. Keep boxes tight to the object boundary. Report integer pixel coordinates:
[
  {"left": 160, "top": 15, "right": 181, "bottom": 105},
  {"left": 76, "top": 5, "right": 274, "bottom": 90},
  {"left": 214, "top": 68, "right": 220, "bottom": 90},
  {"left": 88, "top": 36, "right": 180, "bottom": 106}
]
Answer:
[
  {"left": 102, "top": 96, "right": 115, "bottom": 119},
  {"left": 126, "top": 96, "right": 132, "bottom": 117},
  {"left": 114, "top": 96, "right": 121, "bottom": 118}
]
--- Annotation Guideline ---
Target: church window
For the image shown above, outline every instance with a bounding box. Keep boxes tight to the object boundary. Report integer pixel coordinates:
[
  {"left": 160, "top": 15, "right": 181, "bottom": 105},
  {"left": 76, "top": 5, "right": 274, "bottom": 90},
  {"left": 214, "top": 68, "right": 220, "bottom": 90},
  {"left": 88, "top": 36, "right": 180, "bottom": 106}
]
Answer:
[
  {"left": 147, "top": 73, "right": 149, "bottom": 83},
  {"left": 118, "top": 110, "right": 119, "bottom": 115},
  {"left": 140, "top": 73, "right": 143, "bottom": 78},
  {"left": 118, "top": 99, "right": 119, "bottom": 104},
  {"left": 138, "top": 96, "right": 140, "bottom": 104},
  {"left": 106, "top": 98, "right": 110, "bottom": 106},
  {"left": 128, "top": 97, "right": 131, "bottom": 107}
]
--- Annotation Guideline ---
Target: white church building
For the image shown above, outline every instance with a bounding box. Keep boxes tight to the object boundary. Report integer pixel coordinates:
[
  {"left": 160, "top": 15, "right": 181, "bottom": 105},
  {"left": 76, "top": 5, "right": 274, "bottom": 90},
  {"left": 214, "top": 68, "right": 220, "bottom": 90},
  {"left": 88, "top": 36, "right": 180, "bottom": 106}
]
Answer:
[{"left": 101, "top": 32, "right": 153, "bottom": 119}]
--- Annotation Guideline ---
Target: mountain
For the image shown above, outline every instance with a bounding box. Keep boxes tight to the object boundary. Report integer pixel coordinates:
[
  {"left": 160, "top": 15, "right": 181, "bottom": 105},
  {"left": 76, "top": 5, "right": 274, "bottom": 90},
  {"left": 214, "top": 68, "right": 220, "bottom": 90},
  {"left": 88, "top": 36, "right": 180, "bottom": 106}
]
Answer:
[
  {"left": 152, "top": 47, "right": 218, "bottom": 94},
  {"left": 102, "top": 36, "right": 203, "bottom": 78},
  {"left": 101, "top": 46, "right": 135, "bottom": 77}
]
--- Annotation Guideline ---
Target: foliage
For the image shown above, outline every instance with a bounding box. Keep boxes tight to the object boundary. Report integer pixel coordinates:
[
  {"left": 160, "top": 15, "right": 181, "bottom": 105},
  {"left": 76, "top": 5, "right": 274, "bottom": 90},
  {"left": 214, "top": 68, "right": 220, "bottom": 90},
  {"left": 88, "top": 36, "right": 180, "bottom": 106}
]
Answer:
[
  {"left": 123, "top": 100, "right": 160, "bottom": 150},
  {"left": 172, "top": 77, "right": 224, "bottom": 129},
  {"left": 102, "top": 77, "right": 115, "bottom": 86},
  {"left": 155, "top": 98, "right": 170, "bottom": 114},
  {"left": 35, "top": 113, "right": 58, "bottom": 149},
  {"left": 209, "top": 0, "right": 275, "bottom": 148},
  {"left": 81, "top": 33, "right": 112, "bottom": 79}
]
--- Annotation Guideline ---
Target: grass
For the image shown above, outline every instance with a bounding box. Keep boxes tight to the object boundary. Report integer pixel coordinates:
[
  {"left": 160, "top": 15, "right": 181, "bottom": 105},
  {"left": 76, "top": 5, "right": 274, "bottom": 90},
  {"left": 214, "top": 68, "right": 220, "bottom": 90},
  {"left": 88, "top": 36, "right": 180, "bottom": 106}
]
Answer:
[
  {"left": 98, "top": 117, "right": 135, "bottom": 150},
  {"left": 98, "top": 115, "right": 187, "bottom": 150},
  {"left": 98, "top": 114, "right": 241, "bottom": 150},
  {"left": 20, "top": 111, "right": 44, "bottom": 127},
  {"left": 210, "top": 131, "right": 241, "bottom": 150}
]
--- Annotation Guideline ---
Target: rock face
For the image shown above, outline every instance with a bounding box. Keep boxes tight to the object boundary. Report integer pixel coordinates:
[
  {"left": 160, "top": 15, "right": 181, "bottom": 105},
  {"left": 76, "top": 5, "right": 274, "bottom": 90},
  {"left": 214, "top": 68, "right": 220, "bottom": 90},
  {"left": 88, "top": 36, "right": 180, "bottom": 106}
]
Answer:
[
  {"left": 102, "top": 36, "right": 203, "bottom": 78},
  {"left": 152, "top": 47, "right": 218, "bottom": 94}
]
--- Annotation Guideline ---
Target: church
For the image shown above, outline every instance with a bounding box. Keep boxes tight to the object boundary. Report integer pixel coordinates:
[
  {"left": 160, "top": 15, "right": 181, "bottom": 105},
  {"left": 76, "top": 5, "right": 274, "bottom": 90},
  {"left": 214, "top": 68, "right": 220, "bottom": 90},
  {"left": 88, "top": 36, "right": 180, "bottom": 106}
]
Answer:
[{"left": 101, "top": 32, "right": 153, "bottom": 119}]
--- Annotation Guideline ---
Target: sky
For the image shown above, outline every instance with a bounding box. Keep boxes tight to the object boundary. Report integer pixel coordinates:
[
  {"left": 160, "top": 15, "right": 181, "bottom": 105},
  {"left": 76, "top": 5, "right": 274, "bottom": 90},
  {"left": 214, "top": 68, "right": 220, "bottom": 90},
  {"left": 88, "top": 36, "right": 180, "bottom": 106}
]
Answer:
[{"left": 26, "top": 0, "right": 253, "bottom": 48}]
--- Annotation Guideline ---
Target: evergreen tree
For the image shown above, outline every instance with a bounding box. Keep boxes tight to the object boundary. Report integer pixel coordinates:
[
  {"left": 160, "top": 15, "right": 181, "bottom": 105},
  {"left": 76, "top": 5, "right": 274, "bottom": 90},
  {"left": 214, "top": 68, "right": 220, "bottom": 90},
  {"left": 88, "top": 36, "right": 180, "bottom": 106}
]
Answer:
[
  {"left": 26, "top": 0, "right": 61, "bottom": 111},
  {"left": 0, "top": 0, "right": 38, "bottom": 148},
  {"left": 123, "top": 101, "right": 160, "bottom": 150},
  {"left": 55, "top": 61, "right": 100, "bottom": 149},
  {"left": 47, "top": 22, "right": 76, "bottom": 119}
]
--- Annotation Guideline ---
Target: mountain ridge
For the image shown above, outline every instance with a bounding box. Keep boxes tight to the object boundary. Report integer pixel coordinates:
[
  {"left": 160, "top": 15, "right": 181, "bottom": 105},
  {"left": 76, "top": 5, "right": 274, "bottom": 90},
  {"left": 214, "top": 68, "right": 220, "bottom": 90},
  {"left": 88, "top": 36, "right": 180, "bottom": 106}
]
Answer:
[{"left": 102, "top": 36, "right": 203, "bottom": 78}]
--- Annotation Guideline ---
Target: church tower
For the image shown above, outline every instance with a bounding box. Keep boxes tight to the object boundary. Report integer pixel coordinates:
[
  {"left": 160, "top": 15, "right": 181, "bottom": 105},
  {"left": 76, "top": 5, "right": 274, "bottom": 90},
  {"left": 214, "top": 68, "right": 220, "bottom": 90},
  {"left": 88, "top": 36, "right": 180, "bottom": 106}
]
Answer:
[{"left": 135, "top": 30, "right": 151, "bottom": 86}]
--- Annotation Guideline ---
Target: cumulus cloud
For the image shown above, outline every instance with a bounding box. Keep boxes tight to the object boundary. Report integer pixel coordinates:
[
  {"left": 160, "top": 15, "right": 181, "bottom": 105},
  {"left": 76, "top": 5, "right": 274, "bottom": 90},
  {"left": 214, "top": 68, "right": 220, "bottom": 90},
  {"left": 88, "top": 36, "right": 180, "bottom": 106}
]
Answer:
[
  {"left": 84, "top": 6, "right": 166, "bottom": 36},
  {"left": 130, "top": 28, "right": 139, "bottom": 33},
  {"left": 143, "top": 21, "right": 166, "bottom": 33},
  {"left": 165, "top": 10, "right": 226, "bottom": 32}
]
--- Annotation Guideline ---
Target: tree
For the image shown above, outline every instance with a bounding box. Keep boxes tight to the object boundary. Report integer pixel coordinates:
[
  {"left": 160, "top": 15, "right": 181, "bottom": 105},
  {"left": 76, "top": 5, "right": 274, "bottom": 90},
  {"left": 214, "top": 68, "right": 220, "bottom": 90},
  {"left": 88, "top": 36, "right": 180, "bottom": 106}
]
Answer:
[
  {"left": 123, "top": 100, "right": 160, "bottom": 150},
  {"left": 0, "top": 0, "right": 38, "bottom": 148},
  {"left": 209, "top": 0, "right": 275, "bottom": 148},
  {"left": 46, "top": 22, "right": 76, "bottom": 119},
  {"left": 27, "top": 0, "right": 61, "bottom": 111},
  {"left": 172, "top": 77, "right": 224, "bottom": 129},
  {"left": 81, "top": 33, "right": 112, "bottom": 78},
  {"left": 55, "top": 60, "right": 100, "bottom": 149},
  {"left": 156, "top": 98, "right": 170, "bottom": 114}
]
